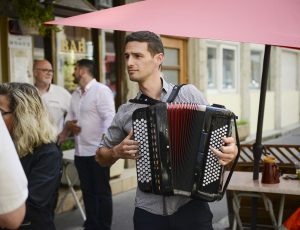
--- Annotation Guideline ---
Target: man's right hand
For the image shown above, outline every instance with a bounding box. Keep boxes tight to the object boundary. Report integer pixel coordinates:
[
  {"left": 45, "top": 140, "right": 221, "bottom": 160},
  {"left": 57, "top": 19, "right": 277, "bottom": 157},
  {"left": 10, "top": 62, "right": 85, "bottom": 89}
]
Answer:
[
  {"left": 66, "top": 120, "right": 81, "bottom": 135},
  {"left": 111, "top": 131, "right": 140, "bottom": 160},
  {"left": 95, "top": 131, "right": 139, "bottom": 167}
]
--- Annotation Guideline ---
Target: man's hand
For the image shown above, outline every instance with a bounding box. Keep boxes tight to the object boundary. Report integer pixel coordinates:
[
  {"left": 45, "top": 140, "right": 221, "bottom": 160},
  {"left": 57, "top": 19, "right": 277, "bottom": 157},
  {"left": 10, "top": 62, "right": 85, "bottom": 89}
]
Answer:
[
  {"left": 57, "top": 129, "right": 70, "bottom": 145},
  {"left": 111, "top": 131, "right": 140, "bottom": 160},
  {"left": 210, "top": 136, "right": 238, "bottom": 165},
  {"left": 95, "top": 131, "right": 139, "bottom": 167},
  {"left": 66, "top": 120, "right": 81, "bottom": 135}
]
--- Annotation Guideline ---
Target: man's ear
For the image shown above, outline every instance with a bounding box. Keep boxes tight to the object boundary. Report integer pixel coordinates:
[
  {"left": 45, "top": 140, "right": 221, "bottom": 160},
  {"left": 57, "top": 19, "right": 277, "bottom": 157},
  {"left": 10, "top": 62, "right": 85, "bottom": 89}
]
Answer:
[{"left": 155, "top": 53, "right": 164, "bottom": 66}]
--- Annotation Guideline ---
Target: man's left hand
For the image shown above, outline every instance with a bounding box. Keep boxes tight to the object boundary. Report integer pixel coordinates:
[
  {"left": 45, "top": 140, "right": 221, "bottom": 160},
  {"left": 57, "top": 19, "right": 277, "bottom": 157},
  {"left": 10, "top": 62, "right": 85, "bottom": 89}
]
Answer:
[{"left": 210, "top": 136, "right": 238, "bottom": 166}]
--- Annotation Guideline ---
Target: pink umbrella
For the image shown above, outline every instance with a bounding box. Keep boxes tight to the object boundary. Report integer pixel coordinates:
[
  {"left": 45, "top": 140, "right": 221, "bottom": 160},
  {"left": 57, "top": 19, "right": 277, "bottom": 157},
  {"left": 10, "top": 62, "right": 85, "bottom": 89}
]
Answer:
[
  {"left": 47, "top": 0, "right": 300, "bottom": 171},
  {"left": 47, "top": 0, "right": 300, "bottom": 49},
  {"left": 47, "top": 1, "right": 300, "bottom": 227}
]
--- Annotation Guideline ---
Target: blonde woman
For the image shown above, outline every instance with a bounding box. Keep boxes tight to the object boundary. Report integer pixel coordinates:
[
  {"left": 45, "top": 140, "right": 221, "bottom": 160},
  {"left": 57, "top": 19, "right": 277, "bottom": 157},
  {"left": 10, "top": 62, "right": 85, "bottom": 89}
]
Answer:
[{"left": 0, "top": 82, "right": 61, "bottom": 230}]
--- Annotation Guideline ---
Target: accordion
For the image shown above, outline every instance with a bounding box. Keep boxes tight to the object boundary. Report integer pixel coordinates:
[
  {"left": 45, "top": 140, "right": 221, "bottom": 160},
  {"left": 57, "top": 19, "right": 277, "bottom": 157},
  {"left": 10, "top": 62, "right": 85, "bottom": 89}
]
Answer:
[{"left": 132, "top": 103, "right": 239, "bottom": 202}]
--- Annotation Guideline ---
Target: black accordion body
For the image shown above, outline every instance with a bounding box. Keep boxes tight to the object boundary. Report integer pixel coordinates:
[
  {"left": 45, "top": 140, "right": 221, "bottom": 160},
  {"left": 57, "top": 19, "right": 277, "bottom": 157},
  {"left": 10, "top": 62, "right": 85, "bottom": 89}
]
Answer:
[{"left": 132, "top": 103, "right": 239, "bottom": 202}]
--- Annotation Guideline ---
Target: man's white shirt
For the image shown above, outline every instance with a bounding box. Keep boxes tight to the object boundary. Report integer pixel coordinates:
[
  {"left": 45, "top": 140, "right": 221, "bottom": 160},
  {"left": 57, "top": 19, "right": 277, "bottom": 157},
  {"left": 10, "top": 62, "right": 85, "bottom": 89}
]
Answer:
[
  {"left": 41, "top": 84, "right": 71, "bottom": 133},
  {"left": 66, "top": 79, "right": 115, "bottom": 157}
]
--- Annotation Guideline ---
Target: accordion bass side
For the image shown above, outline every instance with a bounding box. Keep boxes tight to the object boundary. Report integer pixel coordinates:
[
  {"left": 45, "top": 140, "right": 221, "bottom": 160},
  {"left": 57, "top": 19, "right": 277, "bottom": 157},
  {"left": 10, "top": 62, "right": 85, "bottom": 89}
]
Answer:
[{"left": 132, "top": 103, "right": 240, "bottom": 202}]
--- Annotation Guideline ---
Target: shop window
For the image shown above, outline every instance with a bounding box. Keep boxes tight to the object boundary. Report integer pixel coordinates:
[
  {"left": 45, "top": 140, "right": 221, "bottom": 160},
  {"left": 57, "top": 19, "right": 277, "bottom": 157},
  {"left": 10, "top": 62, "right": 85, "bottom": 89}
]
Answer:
[
  {"left": 281, "top": 50, "right": 298, "bottom": 91},
  {"left": 207, "top": 47, "right": 217, "bottom": 89},
  {"left": 206, "top": 42, "right": 239, "bottom": 92},
  {"left": 55, "top": 24, "right": 93, "bottom": 92},
  {"left": 222, "top": 48, "right": 236, "bottom": 89},
  {"left": 250, "top": 49, "right": 263, "bottom": 89}
]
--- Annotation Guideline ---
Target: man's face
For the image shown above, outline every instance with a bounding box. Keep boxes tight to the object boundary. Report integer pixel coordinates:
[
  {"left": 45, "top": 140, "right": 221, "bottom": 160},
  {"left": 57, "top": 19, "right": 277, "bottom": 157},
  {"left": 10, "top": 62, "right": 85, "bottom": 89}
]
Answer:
[
  {"left": 124, "top": 41, "right": 163, "bottom": 83},
  {"left": 33, "top": 61, "right": 53, "bottom": 85},
  {"left": 72, "top": 64, "right": 81, "bottom": 85}
]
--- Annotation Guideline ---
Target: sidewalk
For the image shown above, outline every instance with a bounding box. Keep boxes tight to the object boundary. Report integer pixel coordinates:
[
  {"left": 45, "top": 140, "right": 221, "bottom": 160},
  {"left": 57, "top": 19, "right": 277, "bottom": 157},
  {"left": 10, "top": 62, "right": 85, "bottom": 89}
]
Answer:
[
  {"left": 54, "top": 166, "right": 230, "bottom": 230},
  {"left": 54, "top": 187, "right": 230, "bottom": 230},
  {"left": 54, "top": 125, "right": 300, "bottom": 230},
  {"left": 54, "top": 188, "right": 136, "bottom": 230}
]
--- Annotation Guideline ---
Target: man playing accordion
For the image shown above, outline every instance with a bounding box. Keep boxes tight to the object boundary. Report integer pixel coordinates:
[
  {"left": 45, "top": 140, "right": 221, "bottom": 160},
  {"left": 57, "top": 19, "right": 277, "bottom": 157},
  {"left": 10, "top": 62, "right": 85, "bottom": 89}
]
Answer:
[{"left": 96, "top": 31, "right": 238, "bottom": 230}]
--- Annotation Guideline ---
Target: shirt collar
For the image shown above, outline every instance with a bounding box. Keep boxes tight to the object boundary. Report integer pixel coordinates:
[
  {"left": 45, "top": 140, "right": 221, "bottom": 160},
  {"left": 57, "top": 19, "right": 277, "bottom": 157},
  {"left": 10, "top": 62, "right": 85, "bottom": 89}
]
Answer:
[
  {"left": 34, "top": 83, "right": 51, "bottom": 94},
  {"left": 76, "top": 79, "right": 96, "bottom": 95},
  {"left": 47, "top": 84, "right": 53, "bottom": 93},
  {"left": 161, "top": 77, "right": 173, "bottom": 95},
  {"left": 136, "top": 76, "right": 172, "bottom": 100}
]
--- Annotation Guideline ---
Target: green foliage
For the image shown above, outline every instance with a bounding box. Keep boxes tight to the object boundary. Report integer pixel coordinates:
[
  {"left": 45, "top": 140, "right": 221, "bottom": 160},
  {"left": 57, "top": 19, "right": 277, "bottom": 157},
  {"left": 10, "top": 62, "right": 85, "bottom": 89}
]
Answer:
[
  {"left": 12, "top": 0, "right": 60, "bottom": 36},
  {"left": 60, "top": 138, "right": 75, "bottom": 151},
  {"left": 237, "top": 119, "right": 248, "bottom": 126}
]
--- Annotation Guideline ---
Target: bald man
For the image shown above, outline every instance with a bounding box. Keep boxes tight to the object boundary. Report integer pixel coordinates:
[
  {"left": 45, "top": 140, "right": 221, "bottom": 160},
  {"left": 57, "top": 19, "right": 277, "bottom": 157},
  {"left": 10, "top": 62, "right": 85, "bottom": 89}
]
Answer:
[{"left": 33, "top": 59, "right": 71, "bottom": 135}]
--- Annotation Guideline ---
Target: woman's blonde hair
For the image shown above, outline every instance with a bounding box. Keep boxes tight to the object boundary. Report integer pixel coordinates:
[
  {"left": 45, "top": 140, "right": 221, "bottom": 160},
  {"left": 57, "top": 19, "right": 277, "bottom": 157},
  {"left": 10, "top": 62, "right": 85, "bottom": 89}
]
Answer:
[{"left": 0, "top": 82, "right": 57, "bottom": 157}]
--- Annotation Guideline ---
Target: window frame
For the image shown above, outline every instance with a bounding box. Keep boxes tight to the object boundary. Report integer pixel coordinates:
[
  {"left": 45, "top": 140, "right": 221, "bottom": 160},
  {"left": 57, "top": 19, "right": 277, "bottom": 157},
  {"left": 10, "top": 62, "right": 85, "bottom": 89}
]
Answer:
[
  {"left": 206, "top": 41, "right": 240, "bottom": 93},
  {"left": 250, "top": 44, "right": 264, "bottom": 90}
]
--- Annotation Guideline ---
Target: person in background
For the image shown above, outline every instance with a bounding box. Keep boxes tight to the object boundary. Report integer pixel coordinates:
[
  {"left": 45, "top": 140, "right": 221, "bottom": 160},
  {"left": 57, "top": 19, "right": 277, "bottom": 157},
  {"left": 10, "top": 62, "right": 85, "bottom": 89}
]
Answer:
[
  {"left": 33, "top": 59, "right": 71, "bottom": 135},
  {"left": 33, "top": 59, "right": 71, "bottom": 214},
  {"left": 96, "top": 31, "right": 238, "bottom": 230},
  {"left": 0, "top": 82, "right": 62, "bottom": 230},
  {"left": 59, "top": 59, "right": 115, "bottom": 230},
  {"left": 0, "top": 114, "right": 28, "bottom": 229}
]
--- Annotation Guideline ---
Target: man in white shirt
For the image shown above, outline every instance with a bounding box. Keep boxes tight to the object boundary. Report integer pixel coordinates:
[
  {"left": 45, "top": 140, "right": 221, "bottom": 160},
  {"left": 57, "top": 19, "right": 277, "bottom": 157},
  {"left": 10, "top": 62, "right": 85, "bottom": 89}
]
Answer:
[
  {"left": 0, "top": 113, "right": 28, "bottom": 229},
  {"left": 60, "top": 59, "right": 115, "bottom": 230},
  {"left": 33, "top": 59, "right": 71, "bottom": 216},
  {"left": 33, "top": 59, "right": 71, "bottom": 134}
]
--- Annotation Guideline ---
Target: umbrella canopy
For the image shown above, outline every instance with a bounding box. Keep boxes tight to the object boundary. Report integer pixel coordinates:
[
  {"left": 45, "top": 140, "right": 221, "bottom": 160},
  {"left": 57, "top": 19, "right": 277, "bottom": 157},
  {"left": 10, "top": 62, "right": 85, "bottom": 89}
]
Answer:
[
  {"left": 47, "top": 0, "right": 300, "bottom": 228},
  {"left": 47, "top": 0, "right": 300, "bottom": 49},
  {"left": 46, "top": 0, "right": 300, "bottom": 176},
  {"left": 46, "top": 0, "right": 300, "bottom": 172}
]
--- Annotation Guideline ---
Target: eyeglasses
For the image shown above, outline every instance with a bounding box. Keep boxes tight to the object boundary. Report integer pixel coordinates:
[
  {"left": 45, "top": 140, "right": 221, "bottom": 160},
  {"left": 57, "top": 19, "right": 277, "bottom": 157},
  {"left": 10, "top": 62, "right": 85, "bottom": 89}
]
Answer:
[
  {"left": 35, "top": 68, "right": 54, "bottom": 74},
  {"left": 0, "top": 108, "right": 12, "bottom": 116}
]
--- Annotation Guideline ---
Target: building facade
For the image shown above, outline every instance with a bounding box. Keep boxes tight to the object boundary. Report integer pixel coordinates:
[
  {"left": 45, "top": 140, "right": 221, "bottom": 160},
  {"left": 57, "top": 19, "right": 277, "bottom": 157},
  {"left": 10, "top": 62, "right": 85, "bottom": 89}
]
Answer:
[
  {"left": 188, "top": 40, "right": 300, "bottom": 137},
  {"left": 0, "top": 0, "right": 299, "bottom": 139}
]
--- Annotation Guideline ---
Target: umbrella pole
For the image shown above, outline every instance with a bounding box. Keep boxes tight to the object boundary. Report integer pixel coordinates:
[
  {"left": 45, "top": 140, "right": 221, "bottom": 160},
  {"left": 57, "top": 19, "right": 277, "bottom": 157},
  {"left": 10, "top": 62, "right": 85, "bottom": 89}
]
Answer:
[
  {"left": 253, "top": 44, "right": 271, "bottom": 179},
  {"left": 251, "top": 44, "right": 271, "bottom": 229}
]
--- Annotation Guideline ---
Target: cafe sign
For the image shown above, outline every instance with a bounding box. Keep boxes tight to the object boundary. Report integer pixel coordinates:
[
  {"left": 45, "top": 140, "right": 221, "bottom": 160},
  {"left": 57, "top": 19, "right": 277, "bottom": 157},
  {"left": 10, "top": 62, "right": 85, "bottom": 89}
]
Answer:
[{"left": 61, "top": 38, "right": 86, "bottom": 53}]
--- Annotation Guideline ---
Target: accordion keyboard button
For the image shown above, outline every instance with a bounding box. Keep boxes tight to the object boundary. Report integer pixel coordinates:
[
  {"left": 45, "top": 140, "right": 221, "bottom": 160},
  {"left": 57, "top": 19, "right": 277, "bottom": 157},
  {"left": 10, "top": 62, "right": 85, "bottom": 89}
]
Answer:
[{"left": 202, "top": 125, "right": 228, "bottom": 187}]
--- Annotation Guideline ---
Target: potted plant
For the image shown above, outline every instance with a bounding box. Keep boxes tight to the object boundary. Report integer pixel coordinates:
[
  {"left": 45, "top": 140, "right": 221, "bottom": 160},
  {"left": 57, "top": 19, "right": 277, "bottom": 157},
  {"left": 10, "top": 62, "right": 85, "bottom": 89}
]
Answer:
[
  {"left": 12, "top": 0, "right": 59, "bottom": 36},
  {"left": 236, "top": 119, "right": 250, "bottom": 141}
]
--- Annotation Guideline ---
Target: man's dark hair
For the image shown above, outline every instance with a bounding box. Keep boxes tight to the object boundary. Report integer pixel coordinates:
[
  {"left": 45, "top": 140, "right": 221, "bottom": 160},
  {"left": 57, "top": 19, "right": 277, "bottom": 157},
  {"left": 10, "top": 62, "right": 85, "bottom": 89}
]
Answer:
[
  {"left": 125, "top": 31, "right": 164, "bottom": 56},
  {"left": 76, "top": 59, "right": 97, "bottom": 78}
]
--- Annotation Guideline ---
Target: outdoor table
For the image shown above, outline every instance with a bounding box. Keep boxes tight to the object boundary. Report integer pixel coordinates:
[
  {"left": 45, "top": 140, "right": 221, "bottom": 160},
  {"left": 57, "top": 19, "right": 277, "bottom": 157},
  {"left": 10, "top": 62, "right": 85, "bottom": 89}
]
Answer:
[{"left": 226, "top": 171, "right": 300, "bottom": 230}]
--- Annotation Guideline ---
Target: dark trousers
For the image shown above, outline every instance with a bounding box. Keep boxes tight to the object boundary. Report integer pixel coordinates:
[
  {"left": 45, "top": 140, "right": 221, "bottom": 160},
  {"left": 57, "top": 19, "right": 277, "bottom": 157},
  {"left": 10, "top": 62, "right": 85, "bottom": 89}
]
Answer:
[
  {"left": 133, "top": 199, "right": 213, "bottom": 230},
  {"left": 75, "top": 156, "right": 112, "bottom": 230}
]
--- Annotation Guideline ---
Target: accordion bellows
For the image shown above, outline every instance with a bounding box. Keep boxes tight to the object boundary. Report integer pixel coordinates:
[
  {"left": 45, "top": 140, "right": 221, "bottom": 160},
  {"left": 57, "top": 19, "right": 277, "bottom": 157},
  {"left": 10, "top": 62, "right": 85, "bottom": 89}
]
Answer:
[{"left": 132, "top": 103, "right": 237, "bottom": 202}]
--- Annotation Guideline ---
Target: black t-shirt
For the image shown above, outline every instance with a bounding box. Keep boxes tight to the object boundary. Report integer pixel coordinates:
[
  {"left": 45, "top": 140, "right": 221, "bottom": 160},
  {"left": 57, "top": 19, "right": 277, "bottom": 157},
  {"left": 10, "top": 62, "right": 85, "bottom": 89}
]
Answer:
[{"left": 20, "top": 143, "right": 62, "bottom": 230}]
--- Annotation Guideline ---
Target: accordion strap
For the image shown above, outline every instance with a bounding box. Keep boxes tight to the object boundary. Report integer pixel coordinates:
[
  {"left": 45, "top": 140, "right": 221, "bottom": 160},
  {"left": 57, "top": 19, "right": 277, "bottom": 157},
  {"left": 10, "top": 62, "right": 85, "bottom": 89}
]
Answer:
[{"left": 166, "top": 84, "right": 185, "bottom": 103}]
